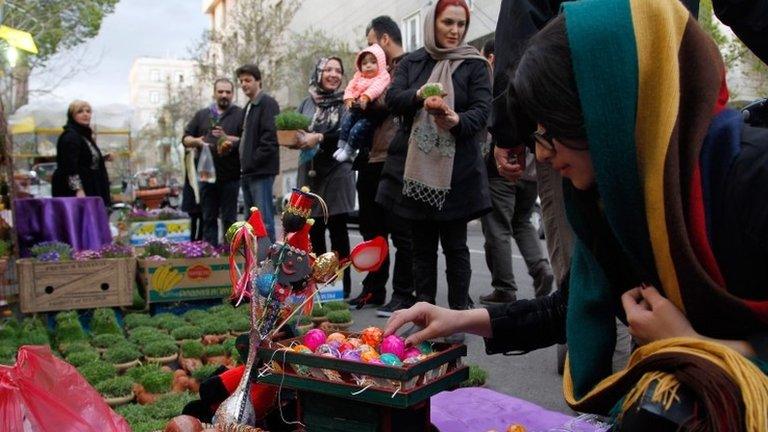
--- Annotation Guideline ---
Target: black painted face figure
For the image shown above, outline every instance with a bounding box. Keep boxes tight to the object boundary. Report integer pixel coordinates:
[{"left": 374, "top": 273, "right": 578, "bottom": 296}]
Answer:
[{"left": 270, "top": 244, "right": 311, "bottom": 286}]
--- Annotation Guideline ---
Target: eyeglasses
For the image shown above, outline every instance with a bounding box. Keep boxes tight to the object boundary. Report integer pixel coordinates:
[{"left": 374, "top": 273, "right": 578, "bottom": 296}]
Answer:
[{"left": 531, "top": 129, "right": 589, "bottom": 152}]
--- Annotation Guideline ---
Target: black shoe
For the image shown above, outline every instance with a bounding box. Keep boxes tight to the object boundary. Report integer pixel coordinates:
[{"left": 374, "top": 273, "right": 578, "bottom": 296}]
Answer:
[
  {"left": 479, "top": 290, "right": 516, "bottom": 305},
  {"left": 376, "top": 297, "right": 415, "bottom": 317},
  {"left": 347, "top": 291, "right": 385, "bottom": 309}
]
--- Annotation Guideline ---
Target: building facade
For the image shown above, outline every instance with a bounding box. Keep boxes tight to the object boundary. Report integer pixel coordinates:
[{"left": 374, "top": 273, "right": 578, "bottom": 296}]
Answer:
[{"left": 128, "top": 57, "right": 200, "bottom": 128}]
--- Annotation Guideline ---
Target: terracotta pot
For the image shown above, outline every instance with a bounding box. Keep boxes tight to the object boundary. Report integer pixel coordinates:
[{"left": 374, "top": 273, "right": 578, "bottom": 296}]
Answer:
[
  {"left": 136, "top": 187, "right": 170, "bottom": 209},
  {"left": 104, "top": 393, "right": 134, "bottom": 407},
  {"left": 324, "top": 321, "right": 353, "bottom": 332},
  {"left": 277, "top": 130, "right": 299, "bottom": 146},
  {"left": 145, "top": 352, "right": 178, "bottom": 365},
  {"left": 113, "top": 358, "right": 140, "bottom": 372}
]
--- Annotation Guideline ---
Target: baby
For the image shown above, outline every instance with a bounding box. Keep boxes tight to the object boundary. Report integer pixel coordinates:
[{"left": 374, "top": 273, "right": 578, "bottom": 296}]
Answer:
[{"left": 333, "top": 43, "right": 391, "bottom": 162}]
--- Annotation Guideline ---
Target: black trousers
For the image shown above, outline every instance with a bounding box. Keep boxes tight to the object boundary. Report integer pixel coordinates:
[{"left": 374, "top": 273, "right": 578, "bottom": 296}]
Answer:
[
  {"left": 410, "top": 219, "right": 471, "bottom": 310},
  {"left": 310, "top": 214, "right": 351, "bottom": 297},
  {"left": 356, "top": 162, "right": 414, "bottom": 301}
]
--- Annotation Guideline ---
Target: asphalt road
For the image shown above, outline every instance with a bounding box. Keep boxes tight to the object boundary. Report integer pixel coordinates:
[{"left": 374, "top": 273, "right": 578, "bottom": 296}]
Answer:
[{"left": 343, "top": 222, "right": 573, "bottom": 415}]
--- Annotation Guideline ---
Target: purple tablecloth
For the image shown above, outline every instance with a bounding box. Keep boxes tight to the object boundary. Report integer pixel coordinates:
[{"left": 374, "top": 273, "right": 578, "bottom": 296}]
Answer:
[
  {"left": 14, "top": 197, "right": 112, "bottom": 257},
  {"left": 431, "top": 388, "right": 607, "bottom": 432}
]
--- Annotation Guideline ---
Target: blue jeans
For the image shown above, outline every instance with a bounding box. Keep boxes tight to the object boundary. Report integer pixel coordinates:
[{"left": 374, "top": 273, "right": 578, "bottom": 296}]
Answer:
[
  {"left": 200, "top": 179, "right": 240, "bottom": 246},
  {"left": 339, "top": 110, "right": 375, "bottom": 151},
  {"left": 241, "top": 175, "right": 276, "bottom": 242}
]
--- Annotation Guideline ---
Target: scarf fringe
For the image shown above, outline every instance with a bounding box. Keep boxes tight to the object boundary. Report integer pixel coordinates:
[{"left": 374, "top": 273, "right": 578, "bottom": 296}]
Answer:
[
  {"left": 621, "top": 372, "right": 681, "bottom": 414},
  {"left": 403, "top": 177, "right": 450, "bottom": 210}
]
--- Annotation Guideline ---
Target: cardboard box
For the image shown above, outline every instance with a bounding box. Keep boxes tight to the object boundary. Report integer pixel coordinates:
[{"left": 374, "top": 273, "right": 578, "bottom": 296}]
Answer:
[
  {"left": 316, "top": 279, "right": 344, "bottom": 302},
  {"left": 129, "top": 219, "right": 190, "bottom": 246},
  {"left": 18, "top": 257, "right": 136, "bottom": 313},
  {"left": 138, "top": 256, "right": 242, "bottom": 303}
]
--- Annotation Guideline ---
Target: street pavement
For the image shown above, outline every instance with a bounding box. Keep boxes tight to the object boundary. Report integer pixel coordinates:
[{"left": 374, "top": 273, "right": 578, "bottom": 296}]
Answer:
[{"left": 343, "top": 222, "right": 573, "bottom": 415}]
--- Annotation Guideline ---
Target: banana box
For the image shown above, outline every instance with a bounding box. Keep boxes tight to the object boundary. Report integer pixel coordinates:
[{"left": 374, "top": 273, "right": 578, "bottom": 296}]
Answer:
[
  {"left": 129, "top": 219, "right": 190, "bottom": 246},
  {"left": 138, "top": 257, "right": 243, "bottom": 303}
]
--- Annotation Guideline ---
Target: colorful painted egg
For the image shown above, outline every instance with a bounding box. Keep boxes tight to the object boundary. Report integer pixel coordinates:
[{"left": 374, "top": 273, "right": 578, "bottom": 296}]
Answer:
[
  {"left": 360, "top": 327, "right": 384, "bottom": 348},
  {"left": 346, "top": 337, "right": 362, "bottom": 348},
  {"left": 338, "top": 342, "right": 355, "bottom": 353},
  {"left": 303, "top": 328, "right": 327, "bottom": 351},
  {"left": 255, "top": 273, "right": 275, "bottom": 297},
  {"left": 326, "top": 332, "right": 347, "bottom": 344},
  {"left": 417, "top": 341, "right": 433, "bottom": 355},
  {"left": 327, "top": 340, "right": 341, "bottom": 351},
  {"left": 379, "top": 353, "right": 403, "bottom": 367},
  {"left": 380, "top": 335, "right": 406, "bottom": 360},
  {"left": 360, "top": 350, "right": 380, "bottom": 363},
  {"left": 358, "top": 344, "right": 375, "bottom": 354},
  {"left": 293, "top": 344, "right": 312, "bottom": 354},
  {"left": 315, "top": 343, "right": 339, "bottom": 358},
  {"left": 341, "top": 349, "right": 362, "bottom": 362},
  {"left": 403, "top": 347, "right": 422, "bottom": 359},
  {"left": 367, "top": 358, "right": 384, "bottom": 365}
]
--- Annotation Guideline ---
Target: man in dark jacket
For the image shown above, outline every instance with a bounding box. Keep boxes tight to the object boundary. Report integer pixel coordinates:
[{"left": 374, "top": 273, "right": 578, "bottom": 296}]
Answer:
[
  {"left": 236, "top": 64, "right": 280, "bottom": 241},
  {"left": 183, "top": 78, "right": 243, "bottom": 245},
  {"left": 347, "top": 16, "right": 417, "bottom": 317}
]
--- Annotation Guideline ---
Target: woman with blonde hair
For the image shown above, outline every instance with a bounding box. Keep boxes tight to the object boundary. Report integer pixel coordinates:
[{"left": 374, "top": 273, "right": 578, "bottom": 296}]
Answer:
[{"left": 52, "top": 100, "right": 112, "bottom": 206}]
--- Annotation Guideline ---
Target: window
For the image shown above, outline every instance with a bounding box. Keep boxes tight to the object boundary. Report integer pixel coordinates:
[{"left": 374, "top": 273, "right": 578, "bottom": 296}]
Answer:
[
  {"left": 150, "top": 69, "right": 161, "bottom": 82},
  {"left": 402, "top": 11, "right": 421, "bottom": 52},
  {"left": 466, "top": 0, "right": 474, "bottom": 10},
  {"left": 149, "top": 91, "right": 160, "bottom": 104}
]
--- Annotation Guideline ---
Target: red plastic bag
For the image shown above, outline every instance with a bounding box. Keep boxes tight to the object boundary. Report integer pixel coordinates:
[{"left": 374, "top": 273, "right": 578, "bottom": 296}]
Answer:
[{"left": 0, "top": 345, "right": 130, "bottom": 432}]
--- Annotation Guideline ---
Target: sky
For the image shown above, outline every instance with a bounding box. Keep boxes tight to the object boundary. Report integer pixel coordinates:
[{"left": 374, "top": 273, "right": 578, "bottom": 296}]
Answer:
[{"left": 28, "top": 0, "right": 209, "bottom": 107}]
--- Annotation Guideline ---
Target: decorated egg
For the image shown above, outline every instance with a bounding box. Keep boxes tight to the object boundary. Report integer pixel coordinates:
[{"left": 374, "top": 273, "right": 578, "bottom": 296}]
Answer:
[
  {"left": 327, "top": 340, "right": 342, "bottom": 351},
  {"left": 367, "top": 358, "right": 383, "bottom": 365},
  {"left": 417, "top": 341, "right": 434, "bottom": 355},
  {"left": 404, "top": 347, "right": 422, "bottom": 359},
  {"left": 347, "top": 337, "right": 362, "bottom": 348},
  {"left": 293, "top": 344, "right": 312, "bottom": 354},
  {"left": 255, "top": 273, "right": 275, "bottom": 297},
  {"left": 338, "top": 342, "right": 355, "bottom": 353},
  {"left": 225, "top": 221, "right": 251, "bottom": 245},
  {"left": 403, "top": 356, "right": 420, "bottom": 365},
  {"left": 379, "top": 353, "right": 403, "bottom": 367},
  {"left": 312, "top": 252, "right": 340, "bottom": 283},
  {"left": 341, "top": 349, "right": 362, "bottom": 362},
  {"left": 360, "top": 327, "right": 383, "bottom": 348},
  {"left": 303, "top": 329, "right": 327, "bottom": 351},
  {"left": 315, "top": 343, "right": 340, "bottom": 358},
  {"left": 380, "top": 335, "right": 406, "bottom": 360},
  {"left": 360, "top": 350, "right": 380, "bottom": 363},
  {"left": 358, "top": 344, "right": 375, "bottom": 354},
  {"left": 326, "top": 332, "right": 347, "bottom": 344}
]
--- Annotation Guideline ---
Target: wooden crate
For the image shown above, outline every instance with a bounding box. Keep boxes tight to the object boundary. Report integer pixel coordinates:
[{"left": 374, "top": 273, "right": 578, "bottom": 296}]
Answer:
[{"left": 18, "top": 257, "right": 136, "bottom": 313}]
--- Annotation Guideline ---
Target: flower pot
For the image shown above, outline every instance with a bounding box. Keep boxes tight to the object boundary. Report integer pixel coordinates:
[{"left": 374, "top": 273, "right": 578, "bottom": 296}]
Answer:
[
  {"left": 230, "top": 330, "right": 249, "bottom": 337},
  {"left": 105, "top": 393, "right": 135, "bottom": 407},
  {"left": 324, "top": 321, "right": 353, "bottom": 332},
  {"left": 202, "top": 333, "right": 230, "bottom": 345},
  {"left": 205, "top": 355, "right": 230, "bottom": 367},
  {"left": 179, "top": 354, "right": 203, "bottom": 373},
  {"left": 145, "top": 352, "right": 178, "bottom": 365},
  {"left": 311, "top": 317, "right": 328, "bottom": 326},
  {"left": 113, "top": 358, "right": 141, "bottom": 372},
  {"left": 277, "top": 130, "right": 299, "bottom": 147},
  {"left": 136, "top": 187, "right": 171, "bottom": 210}
]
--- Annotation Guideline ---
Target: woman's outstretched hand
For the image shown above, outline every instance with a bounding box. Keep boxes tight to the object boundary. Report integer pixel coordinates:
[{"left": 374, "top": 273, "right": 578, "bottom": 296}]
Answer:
[
  {"left": 621, "top": 285, "right": 697, "bottom": 345},
  {"left": 384, "top": 302, "right": 493, "bottom": 346},
  {"left": 433, "top": 108, "right": 459, "bottom": 130}
]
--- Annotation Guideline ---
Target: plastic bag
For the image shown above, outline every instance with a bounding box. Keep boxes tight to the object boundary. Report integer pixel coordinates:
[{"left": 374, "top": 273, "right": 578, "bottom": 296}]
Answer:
[
  {"left": 0, "top": 345, "right": 131, "bottom": 432},
  {"left": 197, "top": 143, "right": 216, "bottom": 184}
]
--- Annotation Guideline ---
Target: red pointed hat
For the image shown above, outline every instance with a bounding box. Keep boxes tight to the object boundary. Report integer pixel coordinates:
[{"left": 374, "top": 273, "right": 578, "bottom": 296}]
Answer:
[
  {"left": 246, "top": 207, "right": 268, "bottom": 237},
  {"left": 284, "top": 186, "right": 315, "bottom": 219},
  {"left": 286, "top": 219, "right": 313, "bottom": 253}
]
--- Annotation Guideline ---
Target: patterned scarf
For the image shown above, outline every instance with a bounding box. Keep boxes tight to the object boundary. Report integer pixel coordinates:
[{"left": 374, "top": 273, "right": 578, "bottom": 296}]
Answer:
[
  {"left": 300, "top": 57, "right": 345, "bottom": 165},
  {"left": 560, "top": 0, "right": 768, "bottom": 428},
  {"left": 402, "top": 2, "right": 489, "bottom": 209}
]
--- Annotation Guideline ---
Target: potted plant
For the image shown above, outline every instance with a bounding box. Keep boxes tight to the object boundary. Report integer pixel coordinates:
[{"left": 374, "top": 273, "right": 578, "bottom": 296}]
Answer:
[
  {"left": 65, "top": 349, "right": 101, "bottom": 367},
  {"left": 199, "top": 318, "right": 229, "bottom": 344},
  {"left": 228, "top": 316, "right": 250, "bottom": 336},
  {"left": 323, "top": 301, "right": 349, "bottom": 312},
  {"left": 275, "top": 110, "right": 312, "bottom": 146},
  {"left": 129, "top": 327, "right": 172, "bottom": 345},
  {"left": 152, "top": 313, "right": 186, "bottom": 332},
  {"left": 171, "top": 325, "right": 202, "bottom": 344},
  {"left": 182, "top": 309, "right": 209, "bottom": 323},
  {"left": 126, "top": 363, "right": 163, "bottom": 382},
  {"left": 310, "top": 305, "right": 328, "bottom": 326},
  {"left": 143, "top": 340, "right": 179, "bottom": 364},
  {"left": 77, "top": 360, "right": 117, "bottom": 386},
  {"left": 30, "top": 241, "right": 73, "bottom": 262},
  {"left": 55, "top": 310, "right": 79, "bottom": 324},
  {"left": 325, "top": 310, "right": 353, "bottom": 332},
  {"left": 420, "top": 82, "right": 448, "bottom": 115},
  {"left": 104, "top": 342, "right": 143, "bottom": 371},
  {"left": 124, "top": 313, "right": 153, "bottom": 330},
  {"left": 189, "top": 363, "right": 219, "bottom": 393},
  {"left": 17, "top": 329, "right": 50, "bottom": 347},
  {"left": 90, "top": 308, "right": 122, "bottom": 336},
  {"left": 96, "top": 376, "right": 135, "bottom": 406},
  {"left": 58, "top": 340, "right": 91, "bottom": 356},
  {"left": 179, "top": 340, "right": 204, "bottom": 373},
  {"left": 459, "top": 364, "right": 488, "bottom": 388},
  {"left": 0, "top": 239, "right": 11, "bottom": 274},
  {"left": 0, "top": 345, "right": 16, "bottom": 365},
  {"left": 204, "top": 343, "right": 229, "bottom": 366},
  {"left": 135, "top": 369, "right": 173, "bottom": 405},
  {"left": 56, "top": 319, "right": 87, "bottom": 350},
  {"left": 292, "top": 315, "right": 313, "bottom": 334},
  {"left": 92, "top": 333, "right": 126, "bottom": 353}
]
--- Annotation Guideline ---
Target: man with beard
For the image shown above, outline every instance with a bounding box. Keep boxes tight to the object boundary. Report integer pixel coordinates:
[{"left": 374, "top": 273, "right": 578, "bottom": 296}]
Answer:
[{"left": 183, "top": 78, "right": 244, "bottom": 245}]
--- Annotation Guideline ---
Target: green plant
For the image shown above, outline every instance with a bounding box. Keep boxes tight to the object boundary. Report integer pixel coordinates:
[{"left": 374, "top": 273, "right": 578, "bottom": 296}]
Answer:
[
  {"left": 228, "top": 316, "right": 250, "bottom": 333},
  {"left": 182, "top": 309, "right": 209, "bottom": 323},
  {"left": 131, "top": 287, "right": 147, "bottom": 310},
  {"left": 143, "top": 392, "right": 197, "bottom": 421},
  {"left": 0, "top": 345, "right": 17, "bottom": 365},
  {"left": 421, "top": 83, "right": 445, "bottom": 98},
  {"left": 459, "top": 364, "right": 488, "bottom": 388},
  {"left": 58, "top": 340, "right": 91, "bottom": 355},
  {"left": 128, "top": 327, "right": 172, "bottom": 345},
  {"left": 152, "top": 313, "right": 186, "bottom": 331},
  {"left": 21, "top": 317, "right": 46, "bottom": 333},
  {"left": 90, "top": 308, "right": 122, "bottom": 335},
  {"left": 56, "top": 320, "right": 87, "bottom": 344},
  {"left": 0, "top": 318, "right": 19, "bottom": 339},
  {"left": 171, "top": 325, "right": 202, "bottom": 341},
  {"left": 192, "top": 363, "right": 220, "bottom": 381},
  {"left": 143, "top": 340, "right": 178, "bottom": 358},
  {"left": 104, "top": 342, "right": 142, "bottom": 364},
  {"left": 181, "top": 340, "right": 205, "bottom": 358},
  {"left": 326, "top": 310, "right": 352, "bottom": 324},
  {"left": 139, "top": 369, "right": 173, "bottom": 394},
  {"left": 114, "top": 403, "right": 148, "bottom": 426},
  {"left": 126, "top": 363, "right": 163, "bottom": 382},
  {"left": 18, "top": 330, "right": 50, "bottom": 346},
  {"left": 274, "top": 110, "right": 312, "bottom": 130},
  {"left": 323, "top": 301, "right": 349, "bottom": 311},
  {"left": 95, "top": 376, "right": 134, "bottom": 398},
  {"left": 311, "top": 305, "right": 327, "bottom": 318},
  {"left": 30, "top": 241, "right": 73, "bottom": 261},
  {"left": 230, "top": 346, "right": 241, "bottom": 364},
  {"left": 124, "top": 313, "right": 153, "bottom": 330},
  {"left": 204, "top": 344, "right": 227, "bottom": 357},
  {"left": 199, "top": 318, "right": 228, "bottom": 335},
  {"left": 133, "top": 420, "right": 168, "bottom": 432},
  {"left": 92, "top": 333, "right": 125, "bottom": 349},
  {"left": 0, "top": 239, "right": 11, "bottom": 257},
  {"left": 78, "top": 360, "right": 117, "bottom": 385},
  {"left": 222, "top": 337, "right": 237, "bottom": 352},
  {"left": 55, "top": 310, "right": 79, "bottom": 324},
  {"left": 66, "top": 350, "right": 100, "bottom": 367}
]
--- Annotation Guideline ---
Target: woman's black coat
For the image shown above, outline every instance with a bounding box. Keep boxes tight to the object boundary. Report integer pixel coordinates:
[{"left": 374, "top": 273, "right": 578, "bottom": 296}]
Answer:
[
  {"left": 52, "top": 122, "right": 111, "bottom": 207},
  {"left": 376, "top": 47, "right": 492, "bottom": 222}
]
